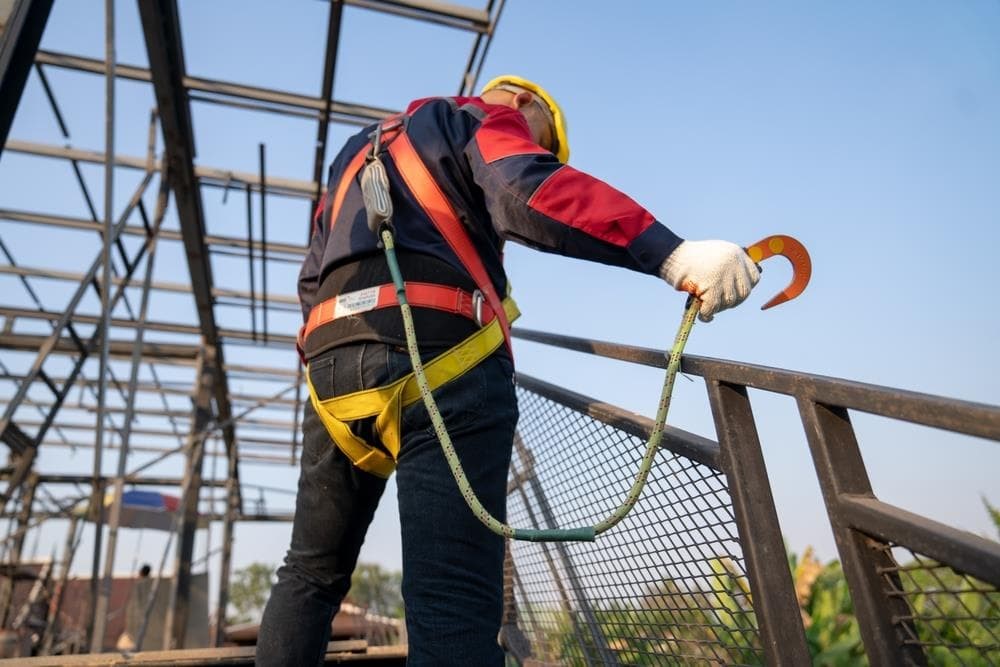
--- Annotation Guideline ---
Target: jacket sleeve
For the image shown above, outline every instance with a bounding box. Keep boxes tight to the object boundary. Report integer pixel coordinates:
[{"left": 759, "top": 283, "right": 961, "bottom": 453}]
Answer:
[{"left": 463, "top": 105, "right": 683, "bottom": 275}]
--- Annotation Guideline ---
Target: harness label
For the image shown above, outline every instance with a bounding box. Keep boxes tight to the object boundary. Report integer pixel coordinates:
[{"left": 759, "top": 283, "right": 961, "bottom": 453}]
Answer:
[{"left": 334, "top": 286, "right": 380, "bottom": 318}]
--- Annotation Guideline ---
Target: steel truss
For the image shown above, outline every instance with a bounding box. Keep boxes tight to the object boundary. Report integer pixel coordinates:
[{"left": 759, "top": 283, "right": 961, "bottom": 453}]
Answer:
[{"left": 0, "top": 0, "right": 506, "bottom": 653}]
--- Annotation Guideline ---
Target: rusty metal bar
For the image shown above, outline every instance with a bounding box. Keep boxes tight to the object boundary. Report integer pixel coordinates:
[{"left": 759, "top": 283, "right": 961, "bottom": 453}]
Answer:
[
  {"left": 0, "top": 168, "right": 158, "bottom": 455},
  {"left": 213, "top": 442, "right": 239, "bottom": 646},
  {"left": 0, "top": 472, "right": 37, "bottom": 626},
  {"left": 310, "top": 0, "right": 343, "bottom": 231},
  {"left": 838, "top": 495, "right": 1000, "bottom": 588},
  {"left": 258, "top": 142, "right": 268, "bottom": 343},
  {"left": 88, "top": 3, "right": 118, "bottom": 642},
  {"left": 35, "top": 48, "right": 396, "bottom": 124},
  {"left": 797, "top": 398, "right": 926, "bottom": 665},
  {"left": 0, "top": 0, "right": 54, "bottom": 154},
  {"left": 516, "top": 373, "right": 719, "bottom": 469},
  {"left": 513, "top": 328, "right": 1000, "bottom": 442},
  {"left": 0, "top": 264, "right": 299, "bottom": 306},
  {"left": 93, "top": 176, "right": 165, "bottom": 648},
  {"left": 0, "top": 208, "right": 308, "bottom": 259},
  {"left": 245, "top": 184, "right": 257, "bottom": 342},
  {"left": 4, "top": 138, "right": 318, "bottom": 198},
  {"left": 164, "top": 347, "right": 214, "bottom": 649},
  {"left": 704, "top": 379, "right": 810, "bottom": 665},
  {"left": 39, "top": 514, "right": 81, "bottom": 654},
  {"left": 345, "top": 0, "right": 489, "bottom": 32}
]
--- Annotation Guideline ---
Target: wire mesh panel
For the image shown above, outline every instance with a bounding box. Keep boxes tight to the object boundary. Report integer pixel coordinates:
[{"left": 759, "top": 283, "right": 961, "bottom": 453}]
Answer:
[
  {"left": 506, "top": 385, "right": 764, "bottom": 666},
  {"left": 879, "top": 544, "right": 1000, "bottom": 665}
]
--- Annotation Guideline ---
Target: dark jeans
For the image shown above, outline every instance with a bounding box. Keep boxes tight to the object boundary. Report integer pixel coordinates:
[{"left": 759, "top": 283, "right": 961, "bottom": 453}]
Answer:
[{"left": 256, "top": 342, "right": 518, "bottom": 666}]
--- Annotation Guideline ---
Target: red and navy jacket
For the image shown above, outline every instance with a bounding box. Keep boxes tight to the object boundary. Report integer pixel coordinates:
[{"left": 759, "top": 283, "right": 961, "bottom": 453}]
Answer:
[{"left": 298, "top": 96, "right": 683, "bottom": 357}]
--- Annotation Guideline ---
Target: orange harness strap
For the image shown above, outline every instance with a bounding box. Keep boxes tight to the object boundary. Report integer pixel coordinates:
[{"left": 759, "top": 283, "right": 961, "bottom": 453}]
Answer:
[{"left": 385, "top": 132, "right": 513, "bottom": 354}]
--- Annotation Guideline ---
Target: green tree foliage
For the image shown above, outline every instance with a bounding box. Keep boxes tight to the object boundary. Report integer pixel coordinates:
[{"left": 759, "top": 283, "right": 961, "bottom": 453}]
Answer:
[
  {"left": 227, "top": 562, "right": 276, "bottom": 625},
  {"left": 348, "top": 562, "right": 404, "bottom": 619}
]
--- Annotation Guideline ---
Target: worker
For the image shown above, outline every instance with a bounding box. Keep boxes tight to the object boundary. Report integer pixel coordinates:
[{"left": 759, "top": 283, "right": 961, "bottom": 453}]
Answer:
[{"left": 255, "top": 75, "right": 760, "bottom": 666}]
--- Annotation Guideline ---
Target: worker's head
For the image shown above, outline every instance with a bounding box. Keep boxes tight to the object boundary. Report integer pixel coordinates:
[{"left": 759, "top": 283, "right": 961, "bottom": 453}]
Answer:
[{"left": 480, "top": 75, "right": 569, "bottom": 163}]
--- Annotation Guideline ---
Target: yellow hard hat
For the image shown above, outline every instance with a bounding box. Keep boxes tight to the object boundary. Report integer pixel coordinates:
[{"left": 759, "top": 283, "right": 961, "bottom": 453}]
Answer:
[{"left": 481, "top": 74, "right": 569, "bottom": 163}]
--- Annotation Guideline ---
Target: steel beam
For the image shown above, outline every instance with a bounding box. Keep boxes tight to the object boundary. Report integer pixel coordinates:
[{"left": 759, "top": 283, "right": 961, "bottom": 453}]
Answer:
[
  {"left": 35, "top": 48, "right": 396, "bottom": 126},
  {"left": 0, "top": 472, "right": 37, "bottom": 626},
  {"left": 213, "top": 442, "right": 239, "bottom": 646},
  {"left": 88, "top": 2, "right": 118, "bottom": 647},
  {"left": 1, "top": 374, "right": 301, "bottom": 409},
  {"left": 798, "top": 398, "right": 928, "bottom": 664},
  {"left": 0, "top": 208, "right": 307, "bottom": 259},
  {"left": 344, "top": 0, "right": 489, "bottom": 32},
  {"left": 5, "top": 138, "right": 317, "bottom": 199},
  {"left": 12, "top": 473, "right": 226, "bottom": 488},
  {"left": 705, "top": 379, "right": 810, "bottom": 665},
  {"left": 0, "top": 304, "right": 298, "bottom": 347},
  {"left": 141, "top": 1, "right": 248, "bottom": 521},
  {"left": 0, "top": 0, "right": 54, "bottom": 154},
  {"left": 164, "top": 347, "right": 213, "bottom": 649},
  {"left": 0, "top": 332, "right": 200, "bottom": 361},
  {"left": 0, "top": 263, "right": 299, "bottom": 307}
]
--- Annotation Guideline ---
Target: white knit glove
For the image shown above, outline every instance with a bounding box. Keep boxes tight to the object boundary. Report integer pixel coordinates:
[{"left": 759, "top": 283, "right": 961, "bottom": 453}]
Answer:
[{"left": 659, "top": 240, "right": 761, "bottom": 322}]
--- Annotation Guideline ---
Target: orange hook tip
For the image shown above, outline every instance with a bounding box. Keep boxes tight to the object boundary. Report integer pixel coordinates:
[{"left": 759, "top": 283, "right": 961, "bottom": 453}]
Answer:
[{"left": 745, "top": 234, "right": 812, "bottom": 310}]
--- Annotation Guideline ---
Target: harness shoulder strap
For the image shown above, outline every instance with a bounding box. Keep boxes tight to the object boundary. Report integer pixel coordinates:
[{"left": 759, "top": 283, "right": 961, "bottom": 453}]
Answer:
[{"left": 386, "top": 132, "right": 513, "bottom": 355}]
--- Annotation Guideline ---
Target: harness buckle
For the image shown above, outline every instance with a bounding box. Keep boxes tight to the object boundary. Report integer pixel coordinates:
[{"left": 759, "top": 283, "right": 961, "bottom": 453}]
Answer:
[
  {"left": 472, "top": 289, "right": 485, "bottom": 327},
  {"left": 367, "top": 115, "right": 409, "bottom": 158}
]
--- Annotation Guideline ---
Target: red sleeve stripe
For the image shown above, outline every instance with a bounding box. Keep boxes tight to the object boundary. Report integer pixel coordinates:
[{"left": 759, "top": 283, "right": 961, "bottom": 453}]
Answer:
[{"left": 527, "top": 167, "right": 657, "bottom": 248}]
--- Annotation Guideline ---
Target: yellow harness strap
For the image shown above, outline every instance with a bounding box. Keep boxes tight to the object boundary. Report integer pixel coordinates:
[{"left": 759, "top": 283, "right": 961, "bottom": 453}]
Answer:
[{"left": 306, "top": 297, "right": 520, "bottom": 478}]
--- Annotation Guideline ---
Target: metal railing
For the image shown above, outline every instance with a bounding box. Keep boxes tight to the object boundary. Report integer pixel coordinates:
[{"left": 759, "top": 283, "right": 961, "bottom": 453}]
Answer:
[{"left": 504, "top": 328, "right": 1000, "bottom": 666}]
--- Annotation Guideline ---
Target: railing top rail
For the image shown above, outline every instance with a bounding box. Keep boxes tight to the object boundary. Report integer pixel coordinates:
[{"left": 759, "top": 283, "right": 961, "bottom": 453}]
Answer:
[
  {"left": 513, "top": 328, "right": 1000, "bottom": 442},
  {"left": 516, "top": 373, "right": 721, "bottom": 470}
]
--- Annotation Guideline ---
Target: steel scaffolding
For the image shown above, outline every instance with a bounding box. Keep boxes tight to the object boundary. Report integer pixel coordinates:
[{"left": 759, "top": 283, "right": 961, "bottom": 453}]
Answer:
[{"left": 0, "top": 0, "right": 507, "bottom": 655}]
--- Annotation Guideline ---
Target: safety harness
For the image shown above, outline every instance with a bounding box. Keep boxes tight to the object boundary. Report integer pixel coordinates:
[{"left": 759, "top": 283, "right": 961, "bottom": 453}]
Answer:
[{"left": 302, "top": 116, "right": 519, "bottom": 479}]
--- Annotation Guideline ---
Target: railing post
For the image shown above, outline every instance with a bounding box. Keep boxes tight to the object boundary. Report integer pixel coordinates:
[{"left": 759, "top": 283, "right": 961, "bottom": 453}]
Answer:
[
  {"left": 705, "top": 379, "right": 810, "bottom": 665},
  {"left": 797, "top": 398, "right": 926, "bottom": 666}
]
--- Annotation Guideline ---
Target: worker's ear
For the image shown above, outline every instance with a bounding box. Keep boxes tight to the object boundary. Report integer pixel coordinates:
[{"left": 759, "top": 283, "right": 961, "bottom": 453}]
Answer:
[{"left": 512, "top": 91, "right": 534, "bottom": 110}]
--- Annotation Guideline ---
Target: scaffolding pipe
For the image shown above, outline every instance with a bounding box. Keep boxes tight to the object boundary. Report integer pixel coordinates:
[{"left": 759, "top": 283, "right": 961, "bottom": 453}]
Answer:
[
  {"left": 41, "top": 515, "right": 78, "bottom": 654},
  {"left": 0, "top": 174, "right": 158, "bottom": 511},
  {"left": 246, "top": 184, "right": 257, "bottom": 342},
  {"left": 87, "top": 3, "right": 115, "bottom": 648},
  {"left": 92, "top": 176, "right": 166, "bottom": 648},
  {"left": 164, "top": 348, "right": 214, "bottom": 649},
  {"left": 259, "top": 142, "right": 268, "bottom": 343},
  {"left": 213, "top": 442, "right": 239, "bottom": 646},
  {"left": 0, "top": 474, "right": 38, "bottom": 627}
]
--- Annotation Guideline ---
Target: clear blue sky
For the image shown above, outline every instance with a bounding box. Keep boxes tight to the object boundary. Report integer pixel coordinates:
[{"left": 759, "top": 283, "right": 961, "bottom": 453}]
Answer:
[{"left": 1, "top": 1, "right": 998, "bottom": 612}]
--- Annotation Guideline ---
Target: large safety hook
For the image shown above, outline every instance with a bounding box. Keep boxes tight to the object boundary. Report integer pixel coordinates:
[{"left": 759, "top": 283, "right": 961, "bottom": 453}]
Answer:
[{"left": 745, "top": 234, "right": 812, "bottom": 310}]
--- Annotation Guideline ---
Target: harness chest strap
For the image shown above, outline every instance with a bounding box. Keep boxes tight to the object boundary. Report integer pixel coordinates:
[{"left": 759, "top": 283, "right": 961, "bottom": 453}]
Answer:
[{"left": 307, "top": 296, "right": 520, "bottom": 478}]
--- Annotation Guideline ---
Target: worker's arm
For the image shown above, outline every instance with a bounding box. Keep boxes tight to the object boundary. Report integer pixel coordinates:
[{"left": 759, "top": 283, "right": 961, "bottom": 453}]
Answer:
[
  {"left": 465, "top": 105, "right": 757, "bottom": 319},
  {"left": 464, "top": 105, "right": 682, "bottom": 275}
]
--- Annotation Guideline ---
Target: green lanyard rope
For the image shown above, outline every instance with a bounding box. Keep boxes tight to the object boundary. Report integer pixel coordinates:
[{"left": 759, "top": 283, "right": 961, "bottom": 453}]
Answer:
[{"left": 381, "top": 229, "right": 699, "bottom": 543}]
